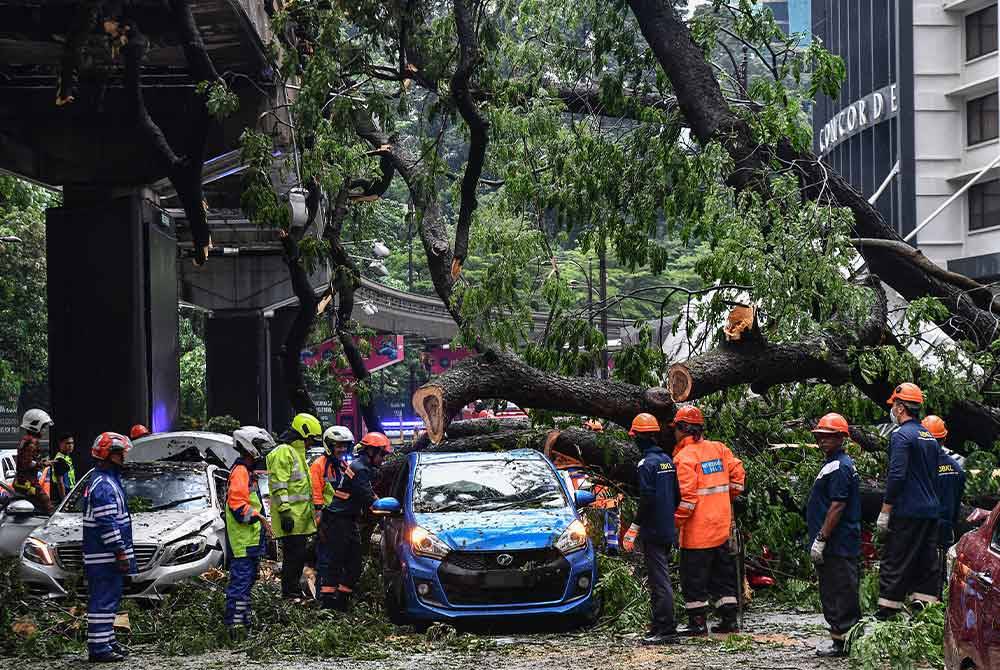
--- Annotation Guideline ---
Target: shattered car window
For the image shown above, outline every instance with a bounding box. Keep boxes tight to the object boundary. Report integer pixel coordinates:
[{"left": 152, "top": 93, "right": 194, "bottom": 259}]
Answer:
[
  {"left": 412, "top": 459, "right": 567, "bottom": 513},
  {"left": 61, "top": 465, "right": 212, "bottom": 513}
]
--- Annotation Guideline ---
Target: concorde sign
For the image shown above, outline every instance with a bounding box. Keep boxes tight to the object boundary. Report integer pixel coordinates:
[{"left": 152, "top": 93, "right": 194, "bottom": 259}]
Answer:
[{"left": 818, "top": 83, "right": 900, "bottom": 155}]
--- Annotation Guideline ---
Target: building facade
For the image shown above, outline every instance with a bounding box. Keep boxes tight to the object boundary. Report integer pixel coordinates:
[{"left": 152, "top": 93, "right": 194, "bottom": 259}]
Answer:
[{"left": 813, "top": 0, "right": 1000, "bottom": 281}]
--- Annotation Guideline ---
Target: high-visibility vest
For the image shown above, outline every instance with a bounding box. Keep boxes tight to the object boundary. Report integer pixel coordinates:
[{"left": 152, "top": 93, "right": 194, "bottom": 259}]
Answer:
[
  {"left": 225, "top": 463, "right": 265, "bottom": 559},
  {"left": 265, "top": 441, "right": 317, "bottom": 538}
]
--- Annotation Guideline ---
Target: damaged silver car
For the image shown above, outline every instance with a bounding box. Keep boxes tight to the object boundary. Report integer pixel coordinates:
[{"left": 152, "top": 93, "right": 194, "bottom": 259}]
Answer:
[{"left": 15, "top": 431, "right": 243, "bottom": 599}]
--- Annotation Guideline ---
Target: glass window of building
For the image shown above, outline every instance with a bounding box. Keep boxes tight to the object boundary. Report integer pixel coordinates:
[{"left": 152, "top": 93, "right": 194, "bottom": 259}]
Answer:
[
  {"left": 763, "top": 0, "right": 790, "bottom": 35},
  {"left": 969, "top": 180, "right": 1000, "bottom": 232},
  {"left": 967, "top": 92, "right": 999, "bottom": 146},
  {"left": 966, "top": 5, "right": 998, "bottom": 61}
]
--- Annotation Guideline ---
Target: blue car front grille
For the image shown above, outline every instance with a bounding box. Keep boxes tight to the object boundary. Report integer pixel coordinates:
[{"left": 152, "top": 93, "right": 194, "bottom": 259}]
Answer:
[{"left": 438, "top": 549, "right": 570, "bottom": 606}]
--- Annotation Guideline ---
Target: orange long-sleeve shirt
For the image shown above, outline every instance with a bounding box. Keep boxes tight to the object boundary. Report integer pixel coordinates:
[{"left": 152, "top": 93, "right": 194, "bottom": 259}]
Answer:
[
  {"left": 672, "top": 435, "right": 745, "bottom": 549},
  {"left": 227, "top": 463, "right": 263, "bottom": 524}
]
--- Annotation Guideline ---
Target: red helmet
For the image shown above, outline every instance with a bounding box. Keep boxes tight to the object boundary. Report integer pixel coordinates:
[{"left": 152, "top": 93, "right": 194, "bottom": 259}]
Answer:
[
  {"left": 629, "top": 413, "right": 661, "bottom": 436},
  {"left": 91, "top": 432, "right": 132, "bottom": 461},
  {"left": 886, "top": 382, "right": 924, "bottom": 405},
  {"left": 129, "top": 424, "right": 150, "bottom": 440},
  {"left": 361, "top": 432, "right": 393, "bottom": 454},
  {"left": 921, "top": 415, "right": 948, "bottom": 440},
  {"left": 812, "top": 413, "right": 849, "bottom": 436},
  {"left": 669, "top": 405, "right": 705, "bottom": 428}
]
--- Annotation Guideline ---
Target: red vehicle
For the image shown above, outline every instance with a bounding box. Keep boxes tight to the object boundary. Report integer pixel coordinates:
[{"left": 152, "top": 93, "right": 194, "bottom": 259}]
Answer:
[{"left": 946, "top": 503, "right": 1000, "bottom": 670}]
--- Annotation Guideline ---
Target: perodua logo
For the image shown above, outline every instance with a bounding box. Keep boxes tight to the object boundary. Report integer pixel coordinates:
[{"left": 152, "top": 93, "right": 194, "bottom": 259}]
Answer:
[{"left": 496, "top": 553, "right": 514, "bottom": 567}]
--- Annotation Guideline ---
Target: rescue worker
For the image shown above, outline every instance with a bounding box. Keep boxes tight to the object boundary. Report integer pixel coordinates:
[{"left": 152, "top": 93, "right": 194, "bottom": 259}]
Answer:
[
  {"left": 311, "top": 425, "right": 355, "bottom": 607},
  {"left": 83, "top": 432, "right": 135, "bottom": 663},
  {"left": 129, "top": 425, "right": 150, "bottom": 441},
  {"left": 877, "top": 383, "right": 942, "bottom": 619},
  {"left": 922, "top": 415, "right": 966, "bottom": 596},
  {"left": 806, "top": 413, "right": 862, "bottom": 658},
  {"left": 224, "top": 427, "right": 274, "bottom": 637},
  {"left": 42, "top": 433, "right": 76, "bottom": 507},
  {"left": 14, "top": 409, "right": 54, "bottom": 514},
  {"left": 671, "top": 405, "right": 746, "bottom": 635},
  {"left": 266, "top": 412, "right": 321, "bottom": 599},
  {"left": 323, "top": 431, "right": 393, "bottom": 611},
  {"left": 622, "top": 413, "right": 680, "bottom": 645}
]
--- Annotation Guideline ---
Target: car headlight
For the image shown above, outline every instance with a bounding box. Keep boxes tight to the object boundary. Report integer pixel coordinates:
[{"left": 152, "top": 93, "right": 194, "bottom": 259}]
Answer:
[
  {"left": 555, "top": 519, "right": 588, "bottom": 555},
  {"left": 22, "top": 537, "right": 55, "bottom": 566},
  {"left": 410, "top": 526, "right": 450, "bottom": 560},
  {"left": 162, "top": 535, "right": 210, "bottom": 566}
]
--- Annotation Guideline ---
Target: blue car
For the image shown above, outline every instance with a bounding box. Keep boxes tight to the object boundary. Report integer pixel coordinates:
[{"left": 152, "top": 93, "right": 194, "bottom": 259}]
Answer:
[{"left": 373, "top": 449, "right": 600, "bottom": 626}]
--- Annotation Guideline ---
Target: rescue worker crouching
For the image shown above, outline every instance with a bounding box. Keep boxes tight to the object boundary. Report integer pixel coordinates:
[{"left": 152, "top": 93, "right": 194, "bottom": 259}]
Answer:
[
  {"left": 622, "top": 413, "right": 680, "bottom": 645},
  {"left": 806, "top": 413, "right": 862, "bottom": 658},
  {"left": 311, "top": 425, "right": 355, "bottom": 607},
  {"left": 876, "top": 383, "right": 942, "bottom": 619},
  {"left": 322, "top": 431, "right": 393, "bottom": 612},
  {"left": 266, "top": 412, "right": 321, "bottom": 600},
  {"left": 83, "top": 432, "right": 136, "bottom": 663},
  {"left": 922, "top": 415, "right": 966, "bottom": 597},
  {"left": 225, "top": 427, "right": 274, "bottom": 638},
  {"left": 671, "top": 405, "right": 745, "bottom": 635},
  {"left": 14, "top": 409, "right": 55, "bottom": 514}
]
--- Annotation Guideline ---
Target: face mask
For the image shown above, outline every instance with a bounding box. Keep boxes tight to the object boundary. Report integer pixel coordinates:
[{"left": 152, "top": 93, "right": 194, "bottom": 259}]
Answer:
[{"left": 889, "top": 407, "right": 899, "bottom": 426}]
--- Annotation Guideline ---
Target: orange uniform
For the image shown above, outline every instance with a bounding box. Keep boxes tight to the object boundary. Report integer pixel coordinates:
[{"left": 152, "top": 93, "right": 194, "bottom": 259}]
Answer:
[{"left": 673, "top": 435, "right": 745, "bottom": 549}]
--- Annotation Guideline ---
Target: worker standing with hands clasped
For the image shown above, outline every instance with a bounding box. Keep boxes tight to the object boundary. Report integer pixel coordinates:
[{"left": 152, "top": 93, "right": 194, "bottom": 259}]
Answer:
[
  {"left": 322, "top": 432, "right": 393, "bottom": 611},
  {"left": 922, "top": 415, "right": 966, "bottom": 596},
  {"left": 877, "top": 383, "right": 942, "bottom": 619},
  {"left": 82, "top": 432, "right": 135, "bottom": 663},
  {"left": 224, "top": 427, "right": 274, "bottom": 637},
  {"left": 622, "top": 413, "right": 680, "bottom": 645},
  {"left": 311, "top": 425, "right": 354, "bottom": 608},
  {"left": 806, "top": 413, "right": 862, "bottom": 658},
  {"left": 266, "top": 412, "right": 320, "bottom": 600},
  {"left": 671, "top": 405, "right": 745, "bottom": 635}
]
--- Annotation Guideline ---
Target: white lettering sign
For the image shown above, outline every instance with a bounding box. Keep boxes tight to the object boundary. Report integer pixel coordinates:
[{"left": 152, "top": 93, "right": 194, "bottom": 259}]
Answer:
[{"left": 819, "top": 83, "right": 901, "bottom": 155}]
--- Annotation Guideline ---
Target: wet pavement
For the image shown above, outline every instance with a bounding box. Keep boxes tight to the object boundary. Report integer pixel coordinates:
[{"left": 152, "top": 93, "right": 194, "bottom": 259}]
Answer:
[{"left": 21, "top": 609, "right": 848, "bottom": 669}]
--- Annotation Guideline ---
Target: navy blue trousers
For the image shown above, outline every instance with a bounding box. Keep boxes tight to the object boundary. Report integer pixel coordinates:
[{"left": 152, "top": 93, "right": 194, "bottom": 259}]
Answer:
[
  {"left": 225, "top": 556, "right": 260, "bottom": 626},
  {"left": 86, "top": 569, "right": 122, "bottom": 657}
]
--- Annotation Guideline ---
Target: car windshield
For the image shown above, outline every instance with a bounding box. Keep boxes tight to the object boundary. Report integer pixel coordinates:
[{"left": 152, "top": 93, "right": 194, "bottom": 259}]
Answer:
[
  {"left": 61, "top": 467, "right": 212, "bottom": 513},
  {"left": 412, "top": 458, "right": 567, "bottom": 513}
]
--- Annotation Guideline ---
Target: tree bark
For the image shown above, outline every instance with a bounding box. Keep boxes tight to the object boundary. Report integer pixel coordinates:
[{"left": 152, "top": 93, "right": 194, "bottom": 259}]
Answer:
[{"left": 412, "top": 349, "right": 674, "bottom": 443}]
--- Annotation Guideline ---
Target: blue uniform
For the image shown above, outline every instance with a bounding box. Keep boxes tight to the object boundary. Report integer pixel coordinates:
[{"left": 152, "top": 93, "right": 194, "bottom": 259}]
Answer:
[
  {"left": 935, "top": 452, "right": 966, "bottom": 548},
  {"left": 806, "top": 449, "right": 861, "bottom": 557},
  {"left": 82, "top": 466, "right": 134, "bottom": 657},
  {"left": 633, "top": 444, "right": 679, "bottom": 545},
  {"left": 884, "top": 420, "right": 940, "bottom": 519}
]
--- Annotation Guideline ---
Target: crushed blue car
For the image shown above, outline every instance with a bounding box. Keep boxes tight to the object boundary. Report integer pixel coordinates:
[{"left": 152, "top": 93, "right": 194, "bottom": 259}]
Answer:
[{"left": 374, "top": 449, "right": 600, "bottom": 626}]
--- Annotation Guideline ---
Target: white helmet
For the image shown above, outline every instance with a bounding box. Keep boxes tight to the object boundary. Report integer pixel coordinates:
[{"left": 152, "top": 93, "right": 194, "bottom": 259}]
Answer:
[
  {"left": 21, "top": 409, "right": 53, "bottom": 434},
  {"left": 233, "top": 426, "right": 275, "bottom": 461},
  {"left": 323, "top": 425, "right": 355, "bottom": 453}
]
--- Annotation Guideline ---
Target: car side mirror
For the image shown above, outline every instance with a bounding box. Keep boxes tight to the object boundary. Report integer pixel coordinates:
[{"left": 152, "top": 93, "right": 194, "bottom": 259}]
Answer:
[
  {"left": 574, "top": 490, "right": 596, "bottom": 508},
  {"left": 7, "top": 499, "right": 37, "bottom": 516},
  {"left": 372, "top": 497, "right": 402, "bottom": 515}
]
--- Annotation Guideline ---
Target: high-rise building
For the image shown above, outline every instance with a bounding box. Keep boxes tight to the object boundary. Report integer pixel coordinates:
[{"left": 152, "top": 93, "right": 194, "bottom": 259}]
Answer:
[
  {"left": 764, "top": 0, "right": 814, "bottom": 40},
  {"left": 812, "top": 0, "right": 1000, "bottom": 281}
]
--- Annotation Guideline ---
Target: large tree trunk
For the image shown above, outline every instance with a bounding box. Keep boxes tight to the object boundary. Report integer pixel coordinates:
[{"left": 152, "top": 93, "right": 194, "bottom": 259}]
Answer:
[{"left": 411, "top": 349, "right": 674, "bottom": 443}]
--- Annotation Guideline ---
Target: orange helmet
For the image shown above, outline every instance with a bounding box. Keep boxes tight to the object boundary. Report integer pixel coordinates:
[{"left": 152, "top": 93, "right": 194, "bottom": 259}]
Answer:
[
  {"left": 129, "top": 424, "right": 150, "bottom": 440},
  {"left": 629, "top": 413, "right": 661, "bottom": 436},
  {"left": 361, "top": 431, "right": 394, "bottom": 454},
  {"left": 812, "top": 413, "right": 849, "bottom": 435},
  {"left": 922, "top": 415, "right": 948, "bottom": 440},
  {"left": 91, "top": 432, "right": 132, "bottom": 461},
  {"left": 886, "top": 382, "right": 924, "bottom": 405},
  {"left": 669, "top": 405, "right": 705, "bottom": 428},
  {"left": 584, "top": 419, "right": 604, "bottom": 433}
]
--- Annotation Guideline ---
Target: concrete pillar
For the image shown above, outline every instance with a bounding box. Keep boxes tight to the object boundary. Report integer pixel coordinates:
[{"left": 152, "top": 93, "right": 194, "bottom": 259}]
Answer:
[
  {"left": 47, "top": 189, "right": 179, "bottom": 468},
  {"left": 205, "top": 310, "right": 271, "bottom": 428},
  {"left": 267, "top": 306, "right": 298, "bottom": 433}
]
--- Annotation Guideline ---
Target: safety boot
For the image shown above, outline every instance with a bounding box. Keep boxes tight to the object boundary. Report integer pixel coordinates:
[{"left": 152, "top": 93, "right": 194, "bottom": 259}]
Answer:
[
  {"left": 815, "top": 640, "right": 847, "bottom": 657},
  {"left": 109, "top": 642, "right": 129, "bottom": 658},
  {"left": 679, "top": 613, "right": 708, "bottom": 636},
  {"left": 713, "top": 608, "right": 740, "bottom": 634},
  {"left": 336, "top": 592, "right": 352, "bottom": 613},
  {"left": 641, "top": 628, "right": 680, "bottom": 645},
  {"left": 321, "top": 592, "right": 342, "bottom": 611},
  {"left": 88, "top": 650, "right": 126, "bottom": 663}
]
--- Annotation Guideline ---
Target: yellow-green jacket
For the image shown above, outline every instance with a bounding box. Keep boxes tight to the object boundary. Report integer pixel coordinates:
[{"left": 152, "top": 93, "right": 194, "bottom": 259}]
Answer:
[{"left": 265, "top": 439, "right": 316, "bottom": 538}]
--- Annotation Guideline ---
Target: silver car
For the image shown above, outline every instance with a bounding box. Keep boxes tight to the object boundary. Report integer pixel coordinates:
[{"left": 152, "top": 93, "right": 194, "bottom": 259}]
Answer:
[{"left": 20, "top": 460, "right": 229, "bottom": 599}]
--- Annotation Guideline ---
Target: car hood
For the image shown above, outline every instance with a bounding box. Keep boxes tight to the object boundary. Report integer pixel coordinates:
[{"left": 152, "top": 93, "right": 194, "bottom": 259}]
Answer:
[
  {"left": 32, "top": 509, "right": 221, "bottom": 547},
  {"left": 412, "top": 507, "right": 576, "bottom": 551}
]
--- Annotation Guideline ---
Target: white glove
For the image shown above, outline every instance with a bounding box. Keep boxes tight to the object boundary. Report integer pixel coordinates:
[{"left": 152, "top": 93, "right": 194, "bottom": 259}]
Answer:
[
  {"left": 877, "top": 511, "right": 890, "bottom": 533},
  {"left": 810, "top": 537, "right": 826, "bottom": 564}
]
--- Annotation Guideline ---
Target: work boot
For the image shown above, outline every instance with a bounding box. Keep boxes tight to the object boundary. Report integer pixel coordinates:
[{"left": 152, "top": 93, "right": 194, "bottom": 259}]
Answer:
[
  {"left": 109, "top": 642, "right": 129, "bottom": 658},
  {"left": 336, "top": 592, "right": 352, "bottom": 613},
  {"left": 713, "top": 609, "right": 740, "bottom": 634},
  {"left": 875, "top": 607, "right": 900, "bottom": 621},
  {"left": 88, "top": 650, "right": 126, "bottom": 663},
  {"left": 226, "top": 625, "right": 247, "bottom": 643},
  {"left": 321, "top": 592, "right": 342, "bottom": 611},
  {"left": 679, "top": 614, "right": 708, "bottom": 636},
  {"left": 815, "top": 640, "right": 847, "bottom": 658},
  {"left": 641, "top": 628, "right": 680, "bottom": 645}
]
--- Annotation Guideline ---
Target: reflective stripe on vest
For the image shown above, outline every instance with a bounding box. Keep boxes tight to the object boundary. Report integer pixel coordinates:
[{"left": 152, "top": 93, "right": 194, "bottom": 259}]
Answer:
[
  {"left": 696, "top": 484, "right": 731, "bottom": 496},
  {"left": 226, "top": 490, "right": 263, "bottom": 559}
]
